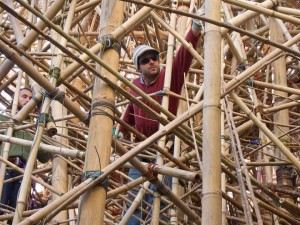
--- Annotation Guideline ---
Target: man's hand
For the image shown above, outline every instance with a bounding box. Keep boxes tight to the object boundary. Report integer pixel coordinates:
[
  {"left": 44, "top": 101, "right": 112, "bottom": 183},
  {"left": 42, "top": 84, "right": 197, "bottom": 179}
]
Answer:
[{"left": 191, "top": 4, "right": 205, "bottom": 32}]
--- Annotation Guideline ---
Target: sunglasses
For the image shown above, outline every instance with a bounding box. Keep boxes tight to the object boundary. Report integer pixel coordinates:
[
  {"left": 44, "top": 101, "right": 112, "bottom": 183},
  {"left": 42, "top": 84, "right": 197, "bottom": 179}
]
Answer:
[{"left": 139, "top": 54, "right": 159, "bottom": 65}]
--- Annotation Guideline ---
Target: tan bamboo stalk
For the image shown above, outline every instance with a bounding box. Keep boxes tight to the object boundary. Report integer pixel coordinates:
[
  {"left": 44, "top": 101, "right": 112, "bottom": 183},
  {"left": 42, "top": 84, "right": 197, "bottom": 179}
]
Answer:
[
  {"left": 119, "top": 182, "right": 151, "bottom": 225},
  {"left": 229, "top": 91, "right": 300, "bottom": 170},
  {"left": 6, "top": 0, "right": 24, "bottom": 43},
  {"left": 275, "top": 19, "right": 299, "bottom": 53},
  {"left": 151, "top": 4, "right": 177, "bottom": 224},
  {"left": 170, "top": 3, "right": 190, "bottom": 222},
  {"left": 77, "top": 1, "right": 124, "bottom": 225},
  {"left": 12, "top": 99, "right": 48, "bottom": 223},
  {"left": 202, "top": 1, "right": 222, "bottom": 225},
  {"left": 50, "top": 1, "right": 77, "bottom": 223},
  {"left": 223, "top": 97, "right": 263, "bottom": 225},
  {"left": 0, "top": 73, "right": 18, "bottom": 94},
  {"left": 0, "top": 0, "right": 65, "bottom": 82},
  {"left": 67, "top": 175, "right": 76, "bottom": 225},
  {"left": 0, "top": 71, "right": 23, "bottom": 201},
  {"left": 220, "top": 38, "right": 227, "bottom": 225},
  {"left": 221, "top": 104, "right": 227, "bottom": 225},
  {"left": 270, "top": 18, "right": 295, "bottom": 208}
]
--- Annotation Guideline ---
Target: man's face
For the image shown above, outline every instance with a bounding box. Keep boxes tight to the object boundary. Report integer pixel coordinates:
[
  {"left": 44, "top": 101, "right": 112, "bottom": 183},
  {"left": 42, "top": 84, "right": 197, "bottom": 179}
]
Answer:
[
  {"left": 18, "top": 89, "right": 32, "bottom": 109},
  {"left": 138, "top": 52, "right": 160, "bottom": 80}
]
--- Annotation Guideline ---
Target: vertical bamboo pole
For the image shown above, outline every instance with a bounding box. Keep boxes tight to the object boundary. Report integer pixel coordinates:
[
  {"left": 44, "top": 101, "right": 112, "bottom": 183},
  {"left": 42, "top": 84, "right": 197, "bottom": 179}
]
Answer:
[
  {"left": 202, "top": 1, "right": 222, "bottom": 225},
  {"left": 50, "top": 1, "right": 77, "bottom": 224},
  {"left": 151, "top": 3, "right": 177, "bottom": 224},
  {"left": 12, "top": 69, "right": 58, "bottom": 224},
  {"left": 170, "top": 2, "right": 190, "bottom": 224},
  {"left": 0, "top": 0, "right": 26, "bottom": 202},
  {"left": 270, "top": 17, "right": 294, "bottom": 207},
  {"left": 0, "top": 71, "right": 23, "bottom": 201},
  {"left": 77, "top": 1, "right": 124, "bottom": 225}
]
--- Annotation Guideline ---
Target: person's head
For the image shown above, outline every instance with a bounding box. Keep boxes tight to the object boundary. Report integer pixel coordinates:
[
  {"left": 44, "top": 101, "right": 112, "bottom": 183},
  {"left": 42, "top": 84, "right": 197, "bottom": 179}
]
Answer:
[
  {"left": 133, "top": 45, "right": 160, "bottom": 82},
  {"left": 18, "top": 87, "right": 33, "bottom": 110}
]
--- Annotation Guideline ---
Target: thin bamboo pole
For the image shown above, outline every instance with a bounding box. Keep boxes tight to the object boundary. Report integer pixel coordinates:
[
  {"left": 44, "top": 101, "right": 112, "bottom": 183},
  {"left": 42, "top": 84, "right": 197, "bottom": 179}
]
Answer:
[
  {"left": 50, "top": 1, "right": 77, "bottom": 223},
  {"left": 151, "top": 3, "right": 177, "bottom": 224},
  {"left": 0, "top": 71, "right": 23, "bottom": 201}
]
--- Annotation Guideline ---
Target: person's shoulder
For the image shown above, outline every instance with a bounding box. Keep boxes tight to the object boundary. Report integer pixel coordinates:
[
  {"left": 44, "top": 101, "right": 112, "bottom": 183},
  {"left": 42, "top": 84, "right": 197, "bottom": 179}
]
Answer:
[{"left": 0, "top": 113, "right": 10, "bottom": 121}]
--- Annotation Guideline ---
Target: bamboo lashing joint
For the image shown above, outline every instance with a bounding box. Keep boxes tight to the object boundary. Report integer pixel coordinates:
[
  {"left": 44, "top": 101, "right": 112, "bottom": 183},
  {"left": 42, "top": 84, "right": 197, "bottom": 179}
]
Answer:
[
  {"left": 37, "top": 113, "right": 57, "bottom": 136},
  {"left": 99, "top": 34, "right": 121, "bottom": 54},
  {"left": 82, "top": 170, "right": 109, "bottom": 189},
  {"left": 141, "top": 163, "right": 158, "bottom": 182},
  {"left": 90, "top": 99, "right": 115, "bottom": 121}
]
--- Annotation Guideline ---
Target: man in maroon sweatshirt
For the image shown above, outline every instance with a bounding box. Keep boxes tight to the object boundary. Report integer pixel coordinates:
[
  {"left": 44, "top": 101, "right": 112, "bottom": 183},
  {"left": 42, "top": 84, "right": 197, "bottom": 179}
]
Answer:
[{"left": 121, "top": 6, "right": 204, "bottom": 224}]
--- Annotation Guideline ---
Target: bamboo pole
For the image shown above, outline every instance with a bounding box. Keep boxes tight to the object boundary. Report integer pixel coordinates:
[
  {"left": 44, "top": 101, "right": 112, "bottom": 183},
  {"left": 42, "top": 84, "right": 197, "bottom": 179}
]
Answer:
[
  {"left": 50, "top": 1, "right": 77, "bottom": 223},
  {"left": 77, "top": 1, "right": 124, "bottom": 225},
  {"left": 202, "top": 1, "right": 222, "bottom": 225},
  {"left": 0, "top": 71, "right": 23, "bottom": 201},
  {"left": 151, "top": 3, "right": 178, "bottom": 224}
]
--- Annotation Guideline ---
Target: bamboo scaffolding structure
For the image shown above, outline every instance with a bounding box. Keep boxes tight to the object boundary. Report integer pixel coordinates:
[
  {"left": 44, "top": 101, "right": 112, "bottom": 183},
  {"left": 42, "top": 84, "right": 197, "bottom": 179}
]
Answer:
[{"left": 0, "top": 0, "right": 299, "bottom": 224}]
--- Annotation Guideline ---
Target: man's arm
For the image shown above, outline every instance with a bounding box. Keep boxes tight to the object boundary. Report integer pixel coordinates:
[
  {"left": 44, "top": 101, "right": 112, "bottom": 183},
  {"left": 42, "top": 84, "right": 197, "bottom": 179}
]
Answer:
[{"left": 170, "top": 28, "right": 201, "bottom": 95}]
